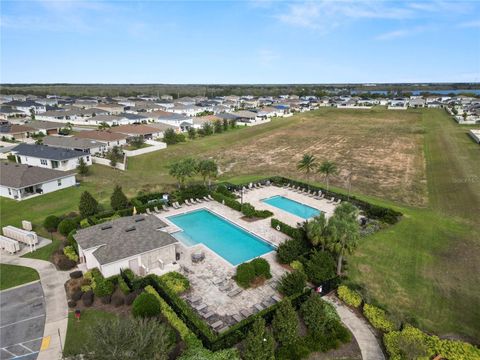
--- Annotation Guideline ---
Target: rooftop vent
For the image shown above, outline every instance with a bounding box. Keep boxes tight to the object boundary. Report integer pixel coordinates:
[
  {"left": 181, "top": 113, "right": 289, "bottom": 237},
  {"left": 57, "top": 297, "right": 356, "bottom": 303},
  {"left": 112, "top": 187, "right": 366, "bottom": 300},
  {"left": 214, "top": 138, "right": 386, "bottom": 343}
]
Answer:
[
  {"left": 125, "top": 226, "right": 136, "bottom": 232},
  {"left": 134, "top": 216, "right": 145, "bottom": 223},
  {"left": 101, "top": 224, "right": 112, "bottom": 230}
]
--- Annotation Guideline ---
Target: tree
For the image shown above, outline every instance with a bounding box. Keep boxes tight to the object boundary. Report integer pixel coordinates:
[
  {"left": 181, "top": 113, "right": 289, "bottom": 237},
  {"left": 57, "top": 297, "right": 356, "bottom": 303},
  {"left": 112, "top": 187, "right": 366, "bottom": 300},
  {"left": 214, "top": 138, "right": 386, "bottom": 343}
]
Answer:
[
  {"left": 317, "top": 160, "right": 338, "bottom": 191},
  {"left": 43, "top": 215, "right": 61, "bottom": 233},
  {"left": 29, "top": 108, "right": 35, "bottom": 120},
  {"left": 304, "top": 250, "right": 336, "bottom": 285},
  {"left": 202, "top": 122, "right": 213, "bottom": 136},
  {"left": 110, "top": 185, "right": 129, "bottom": 210},
  {"left": 213, "top": 120, "right": 223, "bottom": 133},
  {"left": 197, "top": 159, "right": 218, "bottom": 187},
  {"left": 82, "top": 317, "right": 175, "bottom": 360},
  {"left": 79, "top": 191, "right": 99, "bottom": 218},
  {"left": 222, "top": 118, "right": 229, "bottom": 131},
  {"left": 327, "top": 202, "right": 360, "bottom": 275},
  {"left": 98, "top": 122, "right": 110, "bottom": 130},
  {"left": 163, "top": 128, "right": 178, "bottom": 145},
  {"left": 106, "top": 146, "right": 123, "bottom": 167},
  {"left": 278, "top": 270, "right": 307, "bottom": 296},
  {"left": 272, "top": 299, "right": 299, "bottom": 347},
  {"left": 297, "top": 154, "right": 317, "bottom": 183},
  {"left": 129, "top": 136, "right": 145, "bottom": 149},
  {"left": 77, "top": 157, "right": 89, "bottom": 176},
  {"left": 306, "top": 213, "right": 328, "bottom": 249},
  {"left": 132, "top": 293, "right": 161, "bottom": 318},
  {"left": 57, "top": 218, "right": 77, "bottom": 236},
  {"left": 229, "top": 118, "right": 237, "bottom": 129},
  {"left": 187, "top": 127, "right": 196, "bottom": 140},
  {"left": 169, "top": 158, "right": 197, "bottom": 188},
  {"left": 242, "top": 318, "right": 275, "bottom": 360}
]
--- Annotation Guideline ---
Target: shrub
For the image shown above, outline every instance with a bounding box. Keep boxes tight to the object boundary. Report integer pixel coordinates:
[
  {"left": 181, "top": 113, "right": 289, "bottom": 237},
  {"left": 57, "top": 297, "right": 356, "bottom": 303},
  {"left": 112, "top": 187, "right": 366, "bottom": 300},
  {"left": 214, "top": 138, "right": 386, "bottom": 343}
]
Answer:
[
  {"left": 81, "top": 285, "right": 92, "bottom": 293},
  {"left": 271, "top": 218, "right": 303, "bottom": 239},
  {"left": 337, "top": 285, "right": 362, "bottom": 308},
  {"left": 363, "top": 304, "right": 395, "bottom": 332},
  {"left": 241, "top": 203, "right": 256, "bottom": 218},
  {"left": 159, "top": 272, "right": 190, "bottom": 294},
  {"left": 278, "top": 270, "right": 307, "bottom": 296},
  {"left": 304, "top": 251, "right": 336, "bottom": 286},
  {"left": 57, "top": 256, "right": 76, "bottom": 270},
  {"left": 250, "top": 258, "right": 271, "bottom": 279},
  {"left": 272, "top": 299, "right": 299, "bottom": 347},
  {"left": 174, "top": 184, "right": 209, "bottom": 203},
  {"left": 211, "top": 192, "right": 242, "bottom": 211},
  {"left": 71, "top": 289, "right": 83, "bottom": 301},
  {"left": 68, "top": 300, "right": 77, "bottom": 308},
  {"left": 80, "top": 218, "right": 91, "bottom": 228},
  {"left": 277, "top": 237, "right": 310, "bottom": 264},
  {"left": 70, "top": 270, "right": 82, "bottom": 279},
  {"left": 242, "top": 318, "right": 275, "bottom": 360},
  {"left": 384, "top": 325, "right": 480, "bottom": 360},
  {"left": 63, "top": 246, "right": 79, "bottom": 262},
  {"left": 111, "top": 294, "right": 124, "bottom": 307},
  {"left": 82, "top": 290, "right": 94, "bottom": 306},
  {"left": 43, "top": 215, "right": 61, "bottom": 232},
  {"left": 93, "top": 279, "right": 114, "bottom": 298},
  {"left": 125, "top": 292, "right": 138, "bottom": 306},
  {"left": 118, "top": 276, "right": 131, "bottom": 295},
  {"left": 290, "top": 260, "right": 304, "bottom": 272},
  {"left": 235, "top": 262, "right": 256, "bottom": 288},
  {"left": 57, "top": 218, "right": 77, "bottom": 236},
  {"left": 215, "top": 184, "right": 235, "bottom": 198},
  {"left": 121, "top": 268, "right": 136, "bottom": 286},
  {"left": 132, "top": 292, "right": 161, "bottom": 318},
  {"left": 276, "top": 340, "right": 310, "bottom": 360}
]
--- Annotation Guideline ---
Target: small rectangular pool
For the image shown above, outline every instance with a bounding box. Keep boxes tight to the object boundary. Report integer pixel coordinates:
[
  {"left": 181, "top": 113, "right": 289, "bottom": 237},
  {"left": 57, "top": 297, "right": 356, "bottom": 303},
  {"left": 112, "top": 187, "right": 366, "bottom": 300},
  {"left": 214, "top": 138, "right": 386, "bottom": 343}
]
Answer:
[
  {"left": 167, "top": 209, "right": 274, "bottom": 266},
  {"left": 262, "top": 195, "right": 321, "bottom": 219}
]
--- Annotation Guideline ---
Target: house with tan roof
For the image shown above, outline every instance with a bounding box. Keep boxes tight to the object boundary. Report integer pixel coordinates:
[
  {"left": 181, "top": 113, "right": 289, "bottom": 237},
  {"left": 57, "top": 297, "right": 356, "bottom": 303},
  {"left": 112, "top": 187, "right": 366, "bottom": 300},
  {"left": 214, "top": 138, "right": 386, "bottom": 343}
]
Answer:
[
  {"left": 113, "top": 124, "right": 163, "bottom": 140},
  {"left": 75, "top": 130, "right": 128, "bottom": 148}
]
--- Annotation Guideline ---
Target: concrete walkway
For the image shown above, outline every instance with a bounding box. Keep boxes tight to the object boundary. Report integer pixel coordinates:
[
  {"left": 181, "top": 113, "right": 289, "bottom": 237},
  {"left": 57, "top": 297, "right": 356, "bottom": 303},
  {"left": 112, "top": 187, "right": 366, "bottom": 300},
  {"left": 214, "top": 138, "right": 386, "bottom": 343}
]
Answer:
[
  {"left": 1, "top": 255, "right": 70, "bottom": 360},
  {"left": 324, "top": 294, "right": 385, "bottom": 360}
]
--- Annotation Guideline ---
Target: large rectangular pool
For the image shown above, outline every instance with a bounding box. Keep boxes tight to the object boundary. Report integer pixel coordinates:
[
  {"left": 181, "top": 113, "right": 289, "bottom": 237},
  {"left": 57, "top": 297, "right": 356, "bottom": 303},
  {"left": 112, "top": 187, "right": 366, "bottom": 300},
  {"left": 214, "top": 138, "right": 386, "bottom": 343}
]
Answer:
[
  {"left": 262, "top": 195, "right": 321, "bottom": 219},
  {"left": 167, "top": 209, "right": 275, "bottom": 266}
]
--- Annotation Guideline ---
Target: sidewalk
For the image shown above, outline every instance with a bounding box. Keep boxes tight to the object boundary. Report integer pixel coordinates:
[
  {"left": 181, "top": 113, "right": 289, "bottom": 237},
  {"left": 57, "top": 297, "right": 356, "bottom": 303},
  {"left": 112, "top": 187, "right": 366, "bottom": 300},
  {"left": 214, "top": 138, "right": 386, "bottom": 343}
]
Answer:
[
  {"left": 1, "top": 255, "right": 69, "bottom": 360},
  {"left": 324, "top": 294, "right": 385, "bottom": 360}
]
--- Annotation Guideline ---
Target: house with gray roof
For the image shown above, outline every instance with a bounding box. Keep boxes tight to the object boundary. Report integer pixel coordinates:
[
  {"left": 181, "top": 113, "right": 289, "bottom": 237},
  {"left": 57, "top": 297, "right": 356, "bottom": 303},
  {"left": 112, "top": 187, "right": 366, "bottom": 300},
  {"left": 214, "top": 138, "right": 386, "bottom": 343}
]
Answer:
[
  {"left": 42, "top": 136, "right": 107, "bottom": 154},
  {"left": 11, "top": 143, "right": 92, "bottom": 171},
  {"left": 0, "top": 161, "right": 76, "bottom": 200},
  {"left": 74, "top": 215, "right": 179, "bottom": 277}
]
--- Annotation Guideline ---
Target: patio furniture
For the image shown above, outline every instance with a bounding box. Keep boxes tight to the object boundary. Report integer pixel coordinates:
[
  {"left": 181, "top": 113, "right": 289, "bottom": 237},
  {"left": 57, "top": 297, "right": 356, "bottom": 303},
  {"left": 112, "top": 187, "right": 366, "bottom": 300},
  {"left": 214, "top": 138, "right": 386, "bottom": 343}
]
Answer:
[
  {"left": 154, "top": 206, "right": 162, "bottom": 213},
  {"left": 146, "top": 208, "right": 153, "bottom": 215},
  {"left": 272, "top": 295, "right": 282, "bottom": 303},
  {"left": 219, "top": 326, "right": 229, "bottom": 333},
  {"left": 335, "top": 199, "right": 342, "bottom": 205},
  {"left": 212, "top": 278, "right": 224, "bottom": 286},
  {"left": 196, "top": 198, "right": 203, "bottom": 203},
  {"left": 227, "top": 288, "right": 243, "bottom": 297},
  {"left": 202, "top": 311, "right": 215, "bottom": 319},
  {"left": 219, "top": 282, "right": 233, "bottom": 292},
  {"left": 232, "top": 314, "right": 243, "bottom": 323},
  {"left": 191, "top": 251, "right": 205, "bottom": 263},
  {"left": 240, "top": 309, "right": 253, "bottom": 318},
  {"left": 176, "top": 202, "right": 183, "bottom": 208},
  {"left": 211, "top": 320, "right": 223, "bottom": 329},
  {"left": 285, "top": 183, "right": 291, "bottom": 188},
  {"left": 262, "top": 300, "right": 272, "bottom": 308},
  {"left": 189, "top": 296, "right": 201, "bottom": 304},
  {"left": 327, "top": 197, "right": 335, "bottom": 204},
  {"left": 185, "top": 199, "right": 192, "bottom": 206},
  {"left": 208, "top": 194, "right": 214, "bottom": 201},
  {"left": 195, "top": 303, "right": 207, "bottom": 312},
  {"left": 254, "top": 303, "right": 265, "bottom": 312},
  {"left": 203, "top": 196, "right": 211, "bottom": 202},
  {"left": 190, "top": 198, "right": 197, "bottom": 204}
]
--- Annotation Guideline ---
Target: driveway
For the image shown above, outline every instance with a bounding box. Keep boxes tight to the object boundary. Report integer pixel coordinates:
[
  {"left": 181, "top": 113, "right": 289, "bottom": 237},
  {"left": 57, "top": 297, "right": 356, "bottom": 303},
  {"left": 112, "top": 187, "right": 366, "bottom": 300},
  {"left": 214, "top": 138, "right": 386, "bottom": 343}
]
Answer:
[{"left": 0, "top": 282, "right": 46, "bottom": 360}]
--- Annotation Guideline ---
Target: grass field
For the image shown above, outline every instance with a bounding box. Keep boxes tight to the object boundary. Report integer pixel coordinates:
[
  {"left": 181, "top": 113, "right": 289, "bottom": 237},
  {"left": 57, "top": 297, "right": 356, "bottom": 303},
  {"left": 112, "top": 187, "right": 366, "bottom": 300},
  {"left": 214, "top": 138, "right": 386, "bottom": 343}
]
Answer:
[
  {"left": 63, "top": 309, "right": 116, "bottom": 356},
  {"left": 1, "top": 107, "right": 478, "bottom": 340},
  {"left": 0, "top": 264, "right": 39, "bottom": 290}
]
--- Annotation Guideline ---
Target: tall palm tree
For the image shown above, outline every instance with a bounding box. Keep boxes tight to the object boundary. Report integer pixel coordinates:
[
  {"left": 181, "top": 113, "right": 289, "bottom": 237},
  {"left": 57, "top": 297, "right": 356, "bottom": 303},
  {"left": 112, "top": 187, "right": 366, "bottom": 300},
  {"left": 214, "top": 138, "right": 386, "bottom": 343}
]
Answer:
[
  {"left": 197, "top": 159, "right": 218, "bottom": 188},
  {"left": 306, "top": 213, "right": 328, "bottom": 250},
  {"left": 318, "top": 160, "right": 338, "bottom": 191},
  {"left": 297, "top": 154, "right": 317, "bottom": 184}
]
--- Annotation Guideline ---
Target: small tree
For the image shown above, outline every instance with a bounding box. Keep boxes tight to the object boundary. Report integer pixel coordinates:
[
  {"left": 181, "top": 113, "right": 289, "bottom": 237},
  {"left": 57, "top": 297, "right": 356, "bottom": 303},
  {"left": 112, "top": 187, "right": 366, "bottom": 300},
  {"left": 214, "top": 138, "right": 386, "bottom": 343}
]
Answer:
[
  {"left": 213, "top": 120, "right": 223, "bottom": 133},
  {"left": 278, "top": 270, "right": 307, "bottom": 296},
  {"left": 98, "top": 122, "right": 110, "bottom": 130},
  {"left": 187, "top": 127, "right": 196, "bottom": 140},
  {"left": 79, "top": 191, "right": 99, "bottom": 218},
  {"left": 297, "top": 153, "right": 317, "bottom": 184},
  {"left": 106, "top": 146, "right": 123, "bottom": 168},
  {"left": 272, "top": 299, "right": 299, "bottom": 347},
  {"left": 110, "top": 185, "right": 129, "bottom": 210},
  {"left": 318, "top": 160, "right": 338, "bottom": 191},
  {"left": 129, "top": 136, "right": 145, "bottom": 149},
  {"left": 57, "top": 218, "right": 77, "bottom": 236},
  {"left": 242, "top": 318, "right": 275, "bottom": 360},
  {"left": 77, "top": 157, "right": 89, "bottom": 176},
  {"left": 202, "top": 122, "right": 213, "bottom": 136},
  {"left": 163, "top": 128, "right": 178, "bottom": 145},
  {"left": 304, "top": 251, "right": 336, "bottom": 285},
  {"left": 229, "top": 118, "right": 237, "bottom": 129},
  {"left": 29, "top": 108, "right": 36, "bottom": 120},
  {"left": 235, "top": 262, "right": 256, "bottom": 288},
  {"left": 222, "top": 118, "right": 229, "bottom": 131},
  {"left": 132, "top": 293, "right": 161, "bottom": 318},
  {"left": 169, "top": 158, "right": 197, "bottom": 188},
  {"left": 196, "top": 159, "right": 218, "bottom": 187},
  {"left": 43, "top": 215, "right": 61, "bottom": 233}
]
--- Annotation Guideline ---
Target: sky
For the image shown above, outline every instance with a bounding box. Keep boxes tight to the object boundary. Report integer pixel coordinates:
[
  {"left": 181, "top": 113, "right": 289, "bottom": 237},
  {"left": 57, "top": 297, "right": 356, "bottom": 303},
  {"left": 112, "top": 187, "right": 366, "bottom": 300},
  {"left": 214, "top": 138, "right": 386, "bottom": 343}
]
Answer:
[{"left": 1, "top": 0, "right": 479, "bottom": 84}]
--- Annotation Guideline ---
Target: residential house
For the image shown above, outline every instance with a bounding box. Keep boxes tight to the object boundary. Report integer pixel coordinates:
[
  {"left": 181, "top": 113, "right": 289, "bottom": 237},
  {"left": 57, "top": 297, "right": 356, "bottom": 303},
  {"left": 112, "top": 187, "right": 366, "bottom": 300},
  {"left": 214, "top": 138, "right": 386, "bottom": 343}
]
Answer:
[
  {"left": 42, "top": 136, "right": 107, "bottom": 155},
  {"left": 4, "top": 100, "right": 46, "bottom": 115},
  {"left": 0, "top": 123, "right": 35, "bottom": 142},
  {"left": 113, "top": 124, "right": 163, "bottom": 140},
  {"left": 191, "top": 115, "right": 221, "bottom": 129},
  {"left": 74, "top": 215, "right": 179, "bottom": 277},
  {"left": 22, "top": 120, "right": 61, "bottom": 135},
  {"left": 0, "top": 162, "right": 76, "bottom": 201},
  {"left": 75, "top": 130, "right": 128, "bottom": 148},
  {"left": 95, "top": 103, "right": 125, "bottom": 114},
  {"left": 11, "top": 143, "right": 92, "bottom": 171}
]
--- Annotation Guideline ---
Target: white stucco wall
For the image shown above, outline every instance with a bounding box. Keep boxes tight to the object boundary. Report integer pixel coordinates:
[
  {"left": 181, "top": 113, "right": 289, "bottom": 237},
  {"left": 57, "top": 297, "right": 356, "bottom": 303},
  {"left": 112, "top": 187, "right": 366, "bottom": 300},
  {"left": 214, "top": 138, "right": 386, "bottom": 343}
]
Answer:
[{"left": 16, "top": 154, "right": 92, "bottom": 171}]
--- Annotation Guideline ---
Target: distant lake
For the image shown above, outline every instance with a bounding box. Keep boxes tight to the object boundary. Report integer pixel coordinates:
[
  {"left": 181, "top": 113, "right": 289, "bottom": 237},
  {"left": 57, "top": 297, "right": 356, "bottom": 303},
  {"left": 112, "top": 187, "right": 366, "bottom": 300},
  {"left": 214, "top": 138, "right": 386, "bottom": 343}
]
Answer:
[{"left": 351, "top": 89, "right": 480, "bottom": 96}]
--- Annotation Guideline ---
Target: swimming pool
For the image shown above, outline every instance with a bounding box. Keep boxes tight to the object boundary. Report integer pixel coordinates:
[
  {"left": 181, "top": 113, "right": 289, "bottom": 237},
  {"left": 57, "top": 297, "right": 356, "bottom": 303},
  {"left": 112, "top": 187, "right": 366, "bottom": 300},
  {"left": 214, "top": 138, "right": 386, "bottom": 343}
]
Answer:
[
  {"left": 262, "top": 195, "right": 321, "bottom": 219},
  {"left": 167, "top": 209, "right": 275, "bottom": 266}
]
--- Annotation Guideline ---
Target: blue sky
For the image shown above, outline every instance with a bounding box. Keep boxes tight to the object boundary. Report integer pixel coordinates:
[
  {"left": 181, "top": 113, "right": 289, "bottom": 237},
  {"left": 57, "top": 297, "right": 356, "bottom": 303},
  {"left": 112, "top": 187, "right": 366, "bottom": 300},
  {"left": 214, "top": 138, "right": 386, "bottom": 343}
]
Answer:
[{"left": 1, "top": 0, "right": 479, "bottom": 84}]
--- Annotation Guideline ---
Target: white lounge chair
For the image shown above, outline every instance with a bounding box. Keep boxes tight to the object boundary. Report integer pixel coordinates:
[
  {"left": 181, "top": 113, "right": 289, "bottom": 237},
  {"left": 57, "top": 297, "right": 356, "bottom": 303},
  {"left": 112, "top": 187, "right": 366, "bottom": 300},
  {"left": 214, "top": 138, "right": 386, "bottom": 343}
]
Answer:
[
  {"left": 185, "top": 200, "right": 192, "bottom": 206},
  {"left": 176, "top": 202, "right": 183, "bottom": 209},
  {"left": 327, "top": 197, "right": 335, "bottom": 204},
  {"left": 154, "top": 206, "right": 162, "bottom": 213},
  {"left": 146, "top": 208, "right": 153, "bottom": 215},
  {"left": 335, "top": 199, "right": 342, "bottom": 205},
  {"left": 162, "top": 204, "right": 170, "bottom": 211},
  {"left": 196, "top": 198, "right": 203, "bottom": 203},
  {"left": 203, "top": 196, "right": 210, "bottom": 202},
  {"left": 190, "top": 198, "right": 197, "bottom": 204},
  {"left": 208, "top": 194, "right": 214, "bottom": 201}
]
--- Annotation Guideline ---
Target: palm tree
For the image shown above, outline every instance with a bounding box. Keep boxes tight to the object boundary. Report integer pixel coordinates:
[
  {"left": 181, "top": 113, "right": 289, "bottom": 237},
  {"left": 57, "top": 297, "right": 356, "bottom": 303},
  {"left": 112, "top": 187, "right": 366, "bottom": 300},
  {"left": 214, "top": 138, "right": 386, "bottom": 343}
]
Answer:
[
  {"left": 327, "top": 202, "right": 359, "bottom": 275},
  {"left": 306, "top": 213, "right": 328, "bottom": 250},
  {"left": 197, "top": 159, "right": 218, "bottom": 187},
  {"left": 169, "top": 158, "right": 197, "bottom": 188},
  {"left": 98, "top": 122, "right": 110, "bottom": 130},
  {"left": 318, "top": 160, "right": 338, "bottom": 191},
  {"left": 297, "top": 154, "right": 317, "bottom": 184}
]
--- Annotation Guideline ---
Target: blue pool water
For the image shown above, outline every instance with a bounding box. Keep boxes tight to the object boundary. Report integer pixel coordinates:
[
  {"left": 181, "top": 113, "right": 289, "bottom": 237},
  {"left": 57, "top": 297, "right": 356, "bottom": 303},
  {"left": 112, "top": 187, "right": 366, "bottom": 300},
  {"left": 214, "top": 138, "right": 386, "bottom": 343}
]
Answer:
[
  {"left": 262, "top": 195, "right": 321, "bottom": 219},
  {"left": 167, "top": 209, "right": 274, "bottom": 266}
]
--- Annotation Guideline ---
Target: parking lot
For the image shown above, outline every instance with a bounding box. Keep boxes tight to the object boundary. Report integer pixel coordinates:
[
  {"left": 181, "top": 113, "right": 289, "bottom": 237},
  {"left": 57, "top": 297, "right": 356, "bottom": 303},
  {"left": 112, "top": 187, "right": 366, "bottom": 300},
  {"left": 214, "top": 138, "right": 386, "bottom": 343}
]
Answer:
[{"left": 0, "top": 282, "right": 45, "bottom": 360}]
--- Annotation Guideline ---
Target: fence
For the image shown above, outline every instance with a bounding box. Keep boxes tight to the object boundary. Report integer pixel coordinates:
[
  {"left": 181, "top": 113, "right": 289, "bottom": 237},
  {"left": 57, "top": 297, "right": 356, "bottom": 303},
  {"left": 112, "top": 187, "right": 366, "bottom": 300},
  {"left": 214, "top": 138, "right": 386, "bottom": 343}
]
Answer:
[
  {"left": 122, "top": 140, "right": 167, "bottom": 157},
  {"left": 92, "top": 156, "right": 126, "bottom": 171}
]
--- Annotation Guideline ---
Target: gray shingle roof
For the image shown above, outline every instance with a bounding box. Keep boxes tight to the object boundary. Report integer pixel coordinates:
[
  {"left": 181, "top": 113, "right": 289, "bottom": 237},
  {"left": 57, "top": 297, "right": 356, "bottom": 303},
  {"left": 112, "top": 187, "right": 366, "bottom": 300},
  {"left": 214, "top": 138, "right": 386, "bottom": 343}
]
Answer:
[
  {"left": 43, "top": 136, "right": 106, "bottom": 150},
  {"left": 0, "top": 162, "right": 75, "bottom": 188},
  {"left": 11, "top": 143, "right": 86, "bottom": 160},
  {"left": 74, "top": 215, "right": 178, "bottom": 265}
]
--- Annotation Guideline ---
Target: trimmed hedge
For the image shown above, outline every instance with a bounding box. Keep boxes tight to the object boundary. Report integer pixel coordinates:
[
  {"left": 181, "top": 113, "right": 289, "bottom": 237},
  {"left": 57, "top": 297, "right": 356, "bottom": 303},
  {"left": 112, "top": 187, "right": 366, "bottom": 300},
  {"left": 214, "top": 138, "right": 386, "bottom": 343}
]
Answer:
[
  {"left": 118, "top": 276, "right": 131, "bottom": 295},
  {"left": 271, "top": 218, "right": 304, "bottom": 239},
  {"left": 211, "top": 192, "right": 241, "bottom": 211},
  {"left": 384, "top": 325, "right": 480, "bottom": 360},
  {"left": 363, "top": 304, "right": 395, "bottom": 332},
  {"left": 63, "top": 246, "right": 78, "bottom": 262},
  {"left": 337, "top": 285, "right": 362, "bottom": 308},
  {"left": 235, "top": 263, "right": 256, "bottom": 288},
  {"left": 132, "top": 292, "right": 161, "bottom": 318},
  {"left": 158, "top": 272, "right": 190, "bottom": 294},
  {"left": 250, "top": 258, "right": 272, "bottom": 279}
]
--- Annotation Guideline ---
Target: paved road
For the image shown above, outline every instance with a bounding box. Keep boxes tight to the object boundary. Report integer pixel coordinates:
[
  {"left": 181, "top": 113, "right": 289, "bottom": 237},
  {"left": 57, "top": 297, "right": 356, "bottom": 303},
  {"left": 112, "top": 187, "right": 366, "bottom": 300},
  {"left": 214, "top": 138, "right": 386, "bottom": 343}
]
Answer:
[
  {"left": 324, "top": 294, "right": 385, "bottom": 360},
  {"left": 0, "top": 282, "right": 45, "bottom": 360}
]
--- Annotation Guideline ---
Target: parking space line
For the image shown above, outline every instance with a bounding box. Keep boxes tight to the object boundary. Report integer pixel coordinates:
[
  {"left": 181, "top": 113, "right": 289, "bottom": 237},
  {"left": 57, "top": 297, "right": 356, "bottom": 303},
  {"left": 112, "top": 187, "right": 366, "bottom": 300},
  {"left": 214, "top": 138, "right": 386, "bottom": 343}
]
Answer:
[
  {"left": 1, "top": 347, "right": 17, "bottom": 357},
  {"left": 0, "top": 314, "right": 45, "bottom": 329},
  {"left": 12, "top": 352, "right": 39, "bottom": 359},
  {"left": 18, "top": 344, "right": 33, "bottom": 353}
]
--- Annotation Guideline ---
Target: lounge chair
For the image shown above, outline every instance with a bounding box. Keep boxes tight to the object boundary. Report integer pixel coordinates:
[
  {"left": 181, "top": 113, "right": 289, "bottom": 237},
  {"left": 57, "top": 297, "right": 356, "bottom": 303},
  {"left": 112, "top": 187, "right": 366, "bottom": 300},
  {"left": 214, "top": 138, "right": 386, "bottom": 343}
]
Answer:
[
  {"left": 335, "top": 199, "right": 342, "bottom": 205},
  {"left": 211, "top": 320, "right": 223, "bottom": 329},
  {"left": 203, "top": 196, "right": 210, "bottom": 202},
  {"left": 146, "top": 208, "right": 153, "bottom": 215},
  {"left": 185, "top": 200, "right": 192, "bottom": 206},
  {"left": 227, "top": 288, "right": 243, "bottom": 298},
  {"left": 195, "top": 303, "right": 207, "bottom": 312},
  {"left": 254, "top": 303, "right": 265, "bottom": 312},
  {"left": 285, "top": 183, "right": 291, "bottom": 188},
  {"left": 219, "top": 282, "right": 233, "bottom": 292},
  {"left": 327, "top": 197, "right": 335, "bottom": 204},
  {"left": 240, "top": 309, "right": 253, "bottom": 318},
  {"left": 176, "top": 202, "right": 184, "bottom": 208},
  {"left": 271, "top": 295, "right": 282, "bottom": 303},
  {"left": 188, "top": 295, "right": 201, "bottom": 304},
  {"left": 190, "top": 198, "right": 197, "bottom": 204},
  {"left": 154, "top": 206, "right": 162, "bottom": 213},
  {"left": 202, "top": 311, "right": 214, "bottom": 319},
  {"left": 208, "top": 194, "right": 214, "bottom": 201},
  {"left": 232, "top": 314, "right": 243, "bottom": 323},
  {"left": 196, "top": 198, "right": 203, "bottom": 203},
  {"left": 212, "top": 278, "right": 224, "bottom": 286}
]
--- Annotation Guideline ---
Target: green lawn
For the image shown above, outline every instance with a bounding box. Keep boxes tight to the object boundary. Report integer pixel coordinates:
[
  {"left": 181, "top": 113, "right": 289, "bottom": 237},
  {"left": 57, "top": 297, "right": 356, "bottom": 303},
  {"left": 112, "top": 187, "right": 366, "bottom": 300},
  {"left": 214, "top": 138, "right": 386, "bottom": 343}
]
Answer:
[
  {"left": 1, "top": 108, "right": 479, "bottom": 340},
  {"left": 63, "top": 309, "right": 117, "bottom": 357},
  {"left": 0, "top": 264, "right": 39, "bottom": 290}
]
